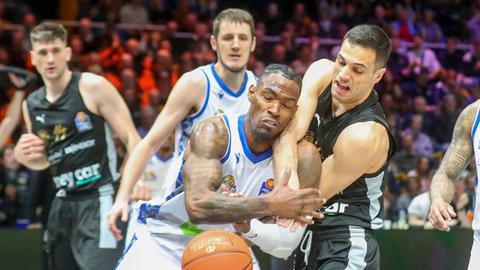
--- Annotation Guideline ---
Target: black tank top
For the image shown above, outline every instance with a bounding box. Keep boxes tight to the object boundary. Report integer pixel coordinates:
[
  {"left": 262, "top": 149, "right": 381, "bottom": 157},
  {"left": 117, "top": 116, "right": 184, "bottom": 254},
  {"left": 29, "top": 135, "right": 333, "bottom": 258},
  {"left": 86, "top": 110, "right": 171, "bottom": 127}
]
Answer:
[
  {"left": 27, "top": 72, "right": 120, "bottom": 195},
  {"left": 307, "top": 84, "right": 396, "bottom": 231}
]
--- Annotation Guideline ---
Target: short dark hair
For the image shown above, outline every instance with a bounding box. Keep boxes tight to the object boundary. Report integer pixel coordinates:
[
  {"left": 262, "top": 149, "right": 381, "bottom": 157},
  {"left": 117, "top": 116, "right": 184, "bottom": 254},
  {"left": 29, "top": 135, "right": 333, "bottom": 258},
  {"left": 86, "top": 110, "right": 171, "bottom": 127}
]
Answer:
[
  {"left": 343, "top": 24, "right": 391, "bottom": 69},
  {"left": 212, "top": 8, "right": 254, "bottom": 39},
  {"left": 259, "top": 64, "right": 302, "bottom": 90},
  {"left": 30, "top": 22, "right": 68, "bottom": 45}
]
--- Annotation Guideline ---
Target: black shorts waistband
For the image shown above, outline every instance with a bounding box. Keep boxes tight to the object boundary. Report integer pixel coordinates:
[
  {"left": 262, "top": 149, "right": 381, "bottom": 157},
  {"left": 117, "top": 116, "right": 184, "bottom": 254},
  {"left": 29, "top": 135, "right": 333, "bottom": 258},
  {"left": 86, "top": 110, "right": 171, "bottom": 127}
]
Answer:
[{"left": 308, "top": 225, "right": 375, "bottom": 240}]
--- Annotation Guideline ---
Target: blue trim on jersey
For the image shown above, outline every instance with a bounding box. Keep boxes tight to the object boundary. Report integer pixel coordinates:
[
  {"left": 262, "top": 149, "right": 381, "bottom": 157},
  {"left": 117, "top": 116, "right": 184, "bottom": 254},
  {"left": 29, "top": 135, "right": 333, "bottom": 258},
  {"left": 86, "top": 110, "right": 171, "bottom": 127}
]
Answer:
[
  {"left": 157, "top": 154, "right": 173, "bottom": 162},
  {"left": 471, "top": 108, "right": 480, "bottom": 138},
  {"left": 220, "top": 114, "right": 232, "bottom": 164},
  {"left": 238, "top": 114, "right": 273, "bottom": 164},
  {"left": 188, "top": 69, "right": 211, "bottom": 120},
  {"left": 210, "top": 64, "right": 248, "bottom": 98}
]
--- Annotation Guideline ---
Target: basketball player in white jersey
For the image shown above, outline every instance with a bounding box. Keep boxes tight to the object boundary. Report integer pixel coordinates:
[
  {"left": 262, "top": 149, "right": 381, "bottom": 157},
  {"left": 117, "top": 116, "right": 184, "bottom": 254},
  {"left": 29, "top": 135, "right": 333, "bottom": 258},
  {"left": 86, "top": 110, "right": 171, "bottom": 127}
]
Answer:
[
  {"left": 108, "top": 8, "right": 258, "bottom": 240},
  {"left": 124, "top": 134, "right": 174, "bottom": 249},
  {"left": 429, "top": 100, "right": 480, "bottom": 270},
  {"left": 115, "top": 64, "right": 325, "bottom": 270}
]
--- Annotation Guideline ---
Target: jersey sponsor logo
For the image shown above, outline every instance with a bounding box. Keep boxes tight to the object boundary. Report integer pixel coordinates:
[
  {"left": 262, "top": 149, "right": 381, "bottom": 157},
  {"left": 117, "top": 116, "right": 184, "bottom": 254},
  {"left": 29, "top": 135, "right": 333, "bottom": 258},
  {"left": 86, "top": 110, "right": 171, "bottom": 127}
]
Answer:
[
  {"left": 52, "top": 163, "right": 102, "bottom": 188},
  {"left": 35, "top": 113, "right": 45, "bottom": 124},
  {"left": 64, "top": 139, "right": 95, "bottom": 154},
  {"left": 314, "top": 113, "right": 321, "bottom": 127},
  {"left": 258, "top": 178, "right": 275, "bottom": 195},
  {"left": 322, "top": 202, "right": 349, "bottom": 215},
  {"left": 218, "top": 90, "right": 224, "bottom": 99},
  {"left": 222, "top": 175, "right": 237, "bottom": 192},
  {"left": 48, "top": 150, "right": 63, "bottom": 165},
  {"left": 74, "top": 112, "right": 93, "bottom": 133}
]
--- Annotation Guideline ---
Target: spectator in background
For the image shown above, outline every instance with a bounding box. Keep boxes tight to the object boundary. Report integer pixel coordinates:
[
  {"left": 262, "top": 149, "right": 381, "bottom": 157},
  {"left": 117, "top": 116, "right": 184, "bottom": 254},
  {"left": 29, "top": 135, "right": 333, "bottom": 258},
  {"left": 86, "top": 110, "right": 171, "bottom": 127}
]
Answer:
[
  {"left": 438, "top": 36, "right": 463, "bottom": 71},
  {"left": 405, "top": 34, "right": 442, "bottom": 79},
  {"left": 433, "top": 94, "right": 461, "bottom": 150},
  {"left": 391, "top": 132, "right": 419, "bottom": 175},
  {"left": 417, "top": 9, "right": 444, "bottom": 43},
  {"left": 402, "top": 114, "right": 434, "bottom": 158},
  {"left": 395, "top": 171, "right": 421, "bottom": 221},
  {"left": 391, "top": 6, "right": 417, "bottom": 42},
  {"left": 408, "top": 191, "right": 431, "bottom": 228},
  {"left": 461, "top": 38, "right": 480, "bottom": 78},
  {"left": 264, "top": 2, "right": 283, "bottom": 35},
  {"left": 468, "top": 8, "right": 480, "bottom": 41},
  {"left": 119, "top": 0, "right": 150, "bottom": 24},
  {"left": 0, "top": 145, "right": 33, "bottom": 226},
  {"left": 290, "top": 43, "right": 314, "bottom": 77}
]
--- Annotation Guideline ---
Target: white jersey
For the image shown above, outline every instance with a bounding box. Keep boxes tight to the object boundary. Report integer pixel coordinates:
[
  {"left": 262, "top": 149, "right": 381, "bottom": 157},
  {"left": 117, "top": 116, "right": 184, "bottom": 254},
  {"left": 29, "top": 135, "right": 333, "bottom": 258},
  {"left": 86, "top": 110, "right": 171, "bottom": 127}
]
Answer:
[
  {"left": 144, "top": 154, "right": 173, "bottom": 199},
  {"left": 137, "top": 112, "right": 276, "bottom": 263},
  {"left": 173, "top": 64, "right": 257, "bottom": 158},
  {"left": 471, "top": 106, "right": 480, "bottom": 231}
]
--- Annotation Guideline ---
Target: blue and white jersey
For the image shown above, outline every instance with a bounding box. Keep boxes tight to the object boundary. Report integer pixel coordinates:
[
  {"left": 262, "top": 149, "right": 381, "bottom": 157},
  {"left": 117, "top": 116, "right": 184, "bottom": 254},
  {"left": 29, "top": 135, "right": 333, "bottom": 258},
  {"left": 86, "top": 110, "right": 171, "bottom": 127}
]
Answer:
[
  {"left": 471, "top": 105, "right": 480, "bottom": 232},
  {"left": 138, "top": 112, "right": 275, "bottom": 263},
  {"left": 173, "top": 64, "right": 257, "bottom": 158}
]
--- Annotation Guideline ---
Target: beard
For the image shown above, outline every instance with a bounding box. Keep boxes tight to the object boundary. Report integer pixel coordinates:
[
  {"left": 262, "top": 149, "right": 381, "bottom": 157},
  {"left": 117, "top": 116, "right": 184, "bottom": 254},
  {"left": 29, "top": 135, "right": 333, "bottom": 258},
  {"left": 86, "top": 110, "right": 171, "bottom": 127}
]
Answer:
[{"left": 218, "top": 55, "right": 246, "bottom": 73}]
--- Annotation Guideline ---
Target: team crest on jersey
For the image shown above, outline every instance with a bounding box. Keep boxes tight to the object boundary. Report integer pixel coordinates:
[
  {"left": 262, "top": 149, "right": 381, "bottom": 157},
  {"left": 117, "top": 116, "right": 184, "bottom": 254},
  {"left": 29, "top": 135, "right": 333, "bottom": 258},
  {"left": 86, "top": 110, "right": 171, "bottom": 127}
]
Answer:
[
  {"left": 37, "top": 129, "right": 51, "bottom": 145},
  {"left": 53, "top": 124, "right": 67, "bottom": 142},
  {"left": 222, "top": 175, "right": 236, "bottom": 192},
  {"left": 258, "top": 178, "right": 275, "bottom": 195},
  {"left": 74, "top": 112, "right": 93, "bottom": 133}
]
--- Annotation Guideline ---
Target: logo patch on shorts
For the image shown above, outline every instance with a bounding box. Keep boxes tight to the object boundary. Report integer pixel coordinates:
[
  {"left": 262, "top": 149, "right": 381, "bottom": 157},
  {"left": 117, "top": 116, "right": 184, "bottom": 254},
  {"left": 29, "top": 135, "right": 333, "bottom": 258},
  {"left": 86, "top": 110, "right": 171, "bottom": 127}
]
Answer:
[
  {"left": 74, "top": 112, "right": 93, "bottom": 133},
  {"left": 258, "top": 178, "right": 275, "bottom": 195}
]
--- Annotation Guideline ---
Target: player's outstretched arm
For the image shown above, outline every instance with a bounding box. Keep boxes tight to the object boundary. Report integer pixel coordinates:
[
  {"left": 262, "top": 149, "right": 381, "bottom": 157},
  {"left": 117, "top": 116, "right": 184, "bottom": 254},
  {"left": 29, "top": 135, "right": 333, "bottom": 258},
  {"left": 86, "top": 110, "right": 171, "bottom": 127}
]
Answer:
[
  {"left": 273, "top": 59, "right": 333, "bottom": 190},
  {"left": 184, "top": 117, "right": 324, "bottom": 224},
  {"left": 107, "top": 70, "right": 205, "bottom": 240},
  {"left": 14, "top": 101, "right": 49, "bottom": 170},
  {"left": 429, "top": 101, "right": 477, "bottom": 231}
]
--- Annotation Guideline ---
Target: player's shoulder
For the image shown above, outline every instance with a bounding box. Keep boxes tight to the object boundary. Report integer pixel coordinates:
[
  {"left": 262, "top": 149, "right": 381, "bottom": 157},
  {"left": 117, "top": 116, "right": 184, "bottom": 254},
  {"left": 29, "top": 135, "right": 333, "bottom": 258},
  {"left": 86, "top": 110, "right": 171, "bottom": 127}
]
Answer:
[
  {"left": 190, "top": 114, "right": 229, "bottom": 159},
  {"left": 177, "top": 66, "right": 208, "bottom": 88},
  {"left": 306, "top": 59, "right": 334, "bottom": 75},
  {"left": 339, "top": 121, "right": 388, "bottom": 152},
  {"left": 78, "top": 72, "right": 111, "bottom": 92}
]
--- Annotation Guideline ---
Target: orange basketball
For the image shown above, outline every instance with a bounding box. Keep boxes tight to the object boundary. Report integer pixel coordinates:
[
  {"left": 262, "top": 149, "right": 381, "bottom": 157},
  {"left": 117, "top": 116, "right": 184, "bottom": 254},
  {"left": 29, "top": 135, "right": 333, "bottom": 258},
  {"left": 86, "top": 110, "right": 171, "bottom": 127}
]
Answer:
[{"left": 182, "top": 230, "right": 253, "bottom": 270}]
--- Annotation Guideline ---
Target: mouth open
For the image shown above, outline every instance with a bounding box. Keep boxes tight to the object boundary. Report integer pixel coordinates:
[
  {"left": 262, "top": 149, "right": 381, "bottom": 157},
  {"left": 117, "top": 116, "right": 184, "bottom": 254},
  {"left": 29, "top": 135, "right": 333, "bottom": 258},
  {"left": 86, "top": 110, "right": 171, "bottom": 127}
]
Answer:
[
  {"left": 261, "top": 118, "right": 279, "bottom": 128},
  {"left": 335, "top": 80, "right": 351, "bottom": 96}
]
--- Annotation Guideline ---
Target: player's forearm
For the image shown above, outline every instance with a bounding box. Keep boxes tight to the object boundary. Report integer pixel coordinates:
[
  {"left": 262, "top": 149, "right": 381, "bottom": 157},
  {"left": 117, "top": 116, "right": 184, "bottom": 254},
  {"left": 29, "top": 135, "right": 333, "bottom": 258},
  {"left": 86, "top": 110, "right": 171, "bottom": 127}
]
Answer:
[
  {"left": 429, "top": 171, "right": 455, "bottom": 203},
  {"left": 273, "top": 126, "right": 299, "bottom": 190},
  {"left": 186, "top": 192, "right": 271, "bottom": 224},
  {"left": 0, "top": 91, "right": 25, "bottom": 147},
  {"left": 116, "top": 140, "right": 155, "bottom": 201}
]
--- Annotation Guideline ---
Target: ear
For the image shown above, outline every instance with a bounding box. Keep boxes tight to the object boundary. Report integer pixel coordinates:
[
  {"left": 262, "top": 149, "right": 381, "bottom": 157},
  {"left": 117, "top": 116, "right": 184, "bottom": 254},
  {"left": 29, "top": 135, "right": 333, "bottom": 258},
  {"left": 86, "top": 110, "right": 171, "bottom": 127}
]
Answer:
[
  {"left": 373, "top": 67, "right": 387, "bottom": 84},
  {"left": 65, "top": 47, "right": 72, "bottom": 62},
  {"left": 210, "top": 35, "right": 217, "bottom": 52},
  {"left": 30, "top": 50, "right": 36, "bottom": 67},
  {"left": 247, "top": 84, "right": 256, "bottom": 102},
  {"left": 250, "top": 36, "right": 256, "bottom": 52}
]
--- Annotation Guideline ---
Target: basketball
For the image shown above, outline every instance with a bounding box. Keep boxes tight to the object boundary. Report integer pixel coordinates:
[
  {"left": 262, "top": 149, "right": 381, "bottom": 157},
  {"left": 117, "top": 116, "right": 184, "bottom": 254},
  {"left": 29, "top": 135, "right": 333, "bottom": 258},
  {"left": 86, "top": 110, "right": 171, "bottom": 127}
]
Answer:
[{"left": 182, "top": 230, "right": 253, "bottom": 270}]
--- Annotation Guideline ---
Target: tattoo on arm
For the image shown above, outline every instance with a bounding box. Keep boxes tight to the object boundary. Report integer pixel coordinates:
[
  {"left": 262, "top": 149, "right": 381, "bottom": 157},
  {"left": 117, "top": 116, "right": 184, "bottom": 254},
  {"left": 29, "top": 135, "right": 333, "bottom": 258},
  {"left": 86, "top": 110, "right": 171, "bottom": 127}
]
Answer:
[
  {"left": 430, "top": 103, "right": 477, "bottom": 203},
  {"left": 184, "top": 116, "right": 270, "bottom": 224}
]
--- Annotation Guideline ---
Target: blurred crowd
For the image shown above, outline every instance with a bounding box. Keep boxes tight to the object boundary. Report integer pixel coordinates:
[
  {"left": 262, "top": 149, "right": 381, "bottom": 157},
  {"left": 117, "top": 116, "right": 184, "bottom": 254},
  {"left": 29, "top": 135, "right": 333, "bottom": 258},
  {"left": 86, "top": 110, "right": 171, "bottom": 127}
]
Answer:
[{"left": 1, "top": 0, "right": 480, "bottom": 230}]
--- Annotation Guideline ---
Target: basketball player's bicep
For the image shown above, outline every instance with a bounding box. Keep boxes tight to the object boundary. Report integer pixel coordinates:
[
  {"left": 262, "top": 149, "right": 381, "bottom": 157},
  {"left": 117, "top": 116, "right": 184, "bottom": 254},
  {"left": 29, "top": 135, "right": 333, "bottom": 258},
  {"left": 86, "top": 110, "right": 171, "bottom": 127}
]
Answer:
[{"left": 439, "top": 103, "right": 477, "bottom": 179}]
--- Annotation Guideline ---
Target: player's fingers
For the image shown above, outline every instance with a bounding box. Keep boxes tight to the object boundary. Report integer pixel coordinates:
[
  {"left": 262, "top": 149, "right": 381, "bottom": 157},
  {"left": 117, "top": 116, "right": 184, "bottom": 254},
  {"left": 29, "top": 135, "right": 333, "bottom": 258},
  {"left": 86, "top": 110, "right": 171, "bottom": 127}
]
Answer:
[
  {"left": 446, "top": 205, "right": 457, "bottom": 218},
  {"left": 432, "top": 208, "right": 449, "bottom": 231},
  {"left": 294, "top": 215, "right": 314, "bottom": 225},
  {"left": 219, "top": 184, "right": 230, "bottom": 193},
  {"left": 302, "top": 209, "right": 323, "bottom": 220},
  {"left": 289, "top": 221, "right": 302, "bottom": 232}
]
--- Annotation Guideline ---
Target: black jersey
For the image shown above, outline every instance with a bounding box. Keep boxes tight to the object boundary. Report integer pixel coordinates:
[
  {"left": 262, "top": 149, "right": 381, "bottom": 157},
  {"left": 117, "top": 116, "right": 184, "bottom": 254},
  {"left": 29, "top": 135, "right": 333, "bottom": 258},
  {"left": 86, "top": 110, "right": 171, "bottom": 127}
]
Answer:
[
  {"left": 307, "top": 84, "right": 396, "bottom": 231},
  {"left": 27, "top": 72, "right": 120, "bottom": 195}
]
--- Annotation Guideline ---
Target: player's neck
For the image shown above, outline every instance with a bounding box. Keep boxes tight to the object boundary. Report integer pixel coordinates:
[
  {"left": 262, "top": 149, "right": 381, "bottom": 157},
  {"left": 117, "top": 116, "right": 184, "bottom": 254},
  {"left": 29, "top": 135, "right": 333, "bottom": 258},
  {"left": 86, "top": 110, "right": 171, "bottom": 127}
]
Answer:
[
  {"left": 44, "top": 70, "right": 73, "bottom": 102},
  {"left": 331, "top": 91, "right": 371, "bottom": 117},
  {"left": 243, "top": 115, "right": 272, "bottom": 155},
  {"left": 214, "top": 62, "right": 246, "bottom": 93}
]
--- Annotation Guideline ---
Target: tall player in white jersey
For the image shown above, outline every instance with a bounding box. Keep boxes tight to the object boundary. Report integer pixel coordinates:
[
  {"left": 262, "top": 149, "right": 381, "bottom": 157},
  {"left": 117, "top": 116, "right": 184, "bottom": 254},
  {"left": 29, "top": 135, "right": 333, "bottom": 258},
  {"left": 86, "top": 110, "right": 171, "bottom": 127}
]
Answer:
[
  {"left": 108, "top": 8, "right": 258, "bottom": 240},
  {"left": 115, "top": 64, "right": 326, "bottom": 270},
  {"left": 429, "top": 100, "right": 480, "bottom": 269}
]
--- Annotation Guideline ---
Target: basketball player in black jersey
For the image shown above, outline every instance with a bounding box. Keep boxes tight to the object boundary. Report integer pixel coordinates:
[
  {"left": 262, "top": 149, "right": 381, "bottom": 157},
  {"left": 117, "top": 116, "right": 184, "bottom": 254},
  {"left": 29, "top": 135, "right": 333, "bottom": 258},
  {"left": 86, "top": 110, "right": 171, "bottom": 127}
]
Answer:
[
  {"left": 273, "top": 25, "right": 396, "bottom": 269},
  {"left": 14, "top": 22, "right": 140, "bottom": 270}
]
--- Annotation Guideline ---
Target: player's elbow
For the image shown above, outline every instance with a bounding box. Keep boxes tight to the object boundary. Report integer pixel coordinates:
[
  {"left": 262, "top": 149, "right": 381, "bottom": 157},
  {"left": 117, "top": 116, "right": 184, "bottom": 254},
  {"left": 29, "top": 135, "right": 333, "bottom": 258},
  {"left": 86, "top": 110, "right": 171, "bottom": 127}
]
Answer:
[{"left": 185, "top": 197, "right": 209, "bottom": 224}]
